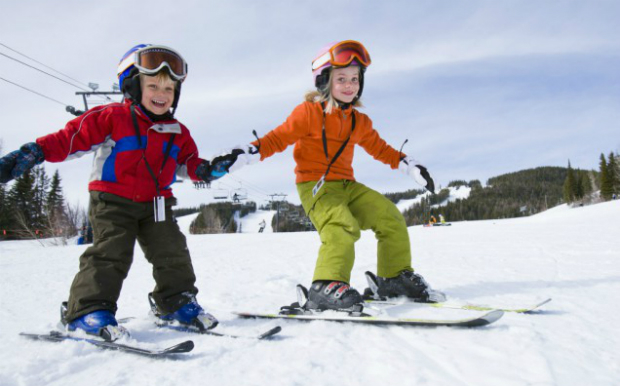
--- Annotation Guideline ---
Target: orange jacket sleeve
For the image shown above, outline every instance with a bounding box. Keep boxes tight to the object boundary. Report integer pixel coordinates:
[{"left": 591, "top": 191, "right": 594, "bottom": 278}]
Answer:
[
  {"left": 355, "top": 116, "right": 403, "bottom": 170},
  {"left": 254, "top": 103, "right": 310, "bottom": 160}
]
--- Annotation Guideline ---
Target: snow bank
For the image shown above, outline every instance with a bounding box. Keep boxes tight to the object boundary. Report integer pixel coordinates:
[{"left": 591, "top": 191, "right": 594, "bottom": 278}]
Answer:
[{"left": 1, "top": 201, "right": 619, "bottom": 386}]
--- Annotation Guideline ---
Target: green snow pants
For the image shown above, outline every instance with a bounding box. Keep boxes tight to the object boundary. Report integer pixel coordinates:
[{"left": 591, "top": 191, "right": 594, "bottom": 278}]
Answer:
[
  {"left": 297, "top": 180, "right": 413, "bottom": 284},
  {"left": 65, "top": 191, "right": 198, "bottom": 322}
]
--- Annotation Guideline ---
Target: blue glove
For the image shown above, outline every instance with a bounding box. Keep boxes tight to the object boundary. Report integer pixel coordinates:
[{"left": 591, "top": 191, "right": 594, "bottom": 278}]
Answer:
[
  {"left": 195, "top": 149, "right": 245, "bottom": 183},
  {"left": 0, "top": 142, "right": 45, "bottom": 183}
]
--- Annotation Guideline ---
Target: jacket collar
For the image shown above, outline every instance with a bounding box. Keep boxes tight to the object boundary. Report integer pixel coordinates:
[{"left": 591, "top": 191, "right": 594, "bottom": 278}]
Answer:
[{"left": 125, "top": 100, "right": 182, "bottom": 134}]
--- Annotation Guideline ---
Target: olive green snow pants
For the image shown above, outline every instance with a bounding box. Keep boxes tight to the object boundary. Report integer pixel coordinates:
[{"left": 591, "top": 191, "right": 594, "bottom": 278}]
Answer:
[
  {"left": 297, "top": 180, "right": 413, "bottom": 284},
  {"left": 65, "top": 191, "right": 198, "bottom": 322}
]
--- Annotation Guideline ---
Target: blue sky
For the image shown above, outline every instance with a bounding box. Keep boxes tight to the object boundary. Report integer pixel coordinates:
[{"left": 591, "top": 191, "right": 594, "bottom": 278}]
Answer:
[{"left": 1, "top": 0, "right": 619, "bottom": 207}]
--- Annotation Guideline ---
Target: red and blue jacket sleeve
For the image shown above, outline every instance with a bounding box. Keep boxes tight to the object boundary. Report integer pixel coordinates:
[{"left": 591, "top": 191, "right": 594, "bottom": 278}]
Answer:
[{"left": 35, "top": 105, "right": 115, "bottom": 163}]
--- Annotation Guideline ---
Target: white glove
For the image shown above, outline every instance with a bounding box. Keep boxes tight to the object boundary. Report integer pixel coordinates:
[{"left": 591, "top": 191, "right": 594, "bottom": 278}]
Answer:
[
  {"left": 399, "top": 156, "right": 435, "bottom": 194},
  {"left": 223, "top": 144, "right": 261, "bottom": 174}
]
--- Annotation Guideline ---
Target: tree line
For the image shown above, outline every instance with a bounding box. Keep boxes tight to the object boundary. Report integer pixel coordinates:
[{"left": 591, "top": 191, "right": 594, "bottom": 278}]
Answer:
[
  {"left": 0, "top": 166, "right": 81, "bottom": 242},
  {"left": 3, "top": 149, "right": 617, "bottom": 239},
  {"left": 563, "top": 152, "right": 619, "bottom": 204}
]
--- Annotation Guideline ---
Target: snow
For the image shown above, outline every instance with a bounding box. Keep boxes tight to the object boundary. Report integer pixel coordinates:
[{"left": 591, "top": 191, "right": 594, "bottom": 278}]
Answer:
[
  {"left": 237, "top": 210, "right": 276, "bottom": 233},
  {"left": 396, "top": 185, "right": 471, "bottom": 212},
  {"left": 1, "top": 200, "right": 620, "bottom": 386}
]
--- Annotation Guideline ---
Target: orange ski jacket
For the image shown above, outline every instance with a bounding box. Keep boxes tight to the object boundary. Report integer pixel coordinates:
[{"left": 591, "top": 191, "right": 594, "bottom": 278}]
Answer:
[{"left": 255, "top": 101, "right": 403, "bottom": 183}]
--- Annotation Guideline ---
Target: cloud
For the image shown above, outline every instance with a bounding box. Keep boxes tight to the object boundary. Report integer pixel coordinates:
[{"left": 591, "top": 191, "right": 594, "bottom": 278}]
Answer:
[{"left": 1, "top": 0, "right": 619, "bottom": 207}]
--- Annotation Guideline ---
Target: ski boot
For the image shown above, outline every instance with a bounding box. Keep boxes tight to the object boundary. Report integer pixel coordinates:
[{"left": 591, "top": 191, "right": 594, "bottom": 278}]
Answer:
[
  {"left": 364, "top": 271, "right": 446, "bottom": 303},
  {"left": 148, "top": 293, "right": 219, "bottom": 332},
  {"left": 297, "top": 281, "right": 364, "bottom": 313},
  {"left": 60, "top": 302, "right": 129, "bottom": 342}
]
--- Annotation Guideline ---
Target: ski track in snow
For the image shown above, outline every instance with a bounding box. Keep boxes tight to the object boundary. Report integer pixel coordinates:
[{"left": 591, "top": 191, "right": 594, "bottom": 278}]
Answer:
[{"left": 1, "top": 201, "right": 619, "bottom": 386}]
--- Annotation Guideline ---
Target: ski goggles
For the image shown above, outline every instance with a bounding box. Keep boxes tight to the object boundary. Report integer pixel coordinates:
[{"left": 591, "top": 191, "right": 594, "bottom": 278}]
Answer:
[
  {"left": 119, "top": 45, "right": 188, "bottom": 82},
  {"left": 312, "top": 40, "right": 372, "bottom": 71}
]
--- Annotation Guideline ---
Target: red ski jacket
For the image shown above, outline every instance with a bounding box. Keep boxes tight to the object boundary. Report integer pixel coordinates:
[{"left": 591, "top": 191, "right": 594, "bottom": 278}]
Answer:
[{"left": 36, "top": 100, "right": 204, "bottom": 202}]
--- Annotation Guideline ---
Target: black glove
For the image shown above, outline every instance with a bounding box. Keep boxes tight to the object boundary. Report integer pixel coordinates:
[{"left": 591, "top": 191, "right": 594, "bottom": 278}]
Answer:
[
  {"left": 398, "top": 156, "right": 435, "bottom": 194},
  {"left": 0, "top": 142, "right": 45, "bottom": 183},
  {"left": 195, "top": 149, "right": 245, "bottom": 183}
]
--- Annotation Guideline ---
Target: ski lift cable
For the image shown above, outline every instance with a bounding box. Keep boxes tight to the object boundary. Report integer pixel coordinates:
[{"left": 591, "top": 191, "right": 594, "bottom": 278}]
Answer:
[
  {"left": 1, "top": 51, "right": 93, "bottom": 92},
  {"left": 1, "top": 76, "right": 71, "bottom": 107},
  {"left": 0, "top": 42, "right": 107, "bottom": 95},
  {"left": 225, "top": 174, "right": 272, "bottom": 197},
  {"left": 0, "top": 50, "right": 112, "bottom": 105},
  {"left": 215, "top": 177, "right": 269, "bottom": 199}
]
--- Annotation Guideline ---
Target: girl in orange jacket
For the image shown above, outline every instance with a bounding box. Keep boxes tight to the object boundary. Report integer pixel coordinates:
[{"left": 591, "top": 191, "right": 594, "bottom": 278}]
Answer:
[{"left": 219, "top": 40, "right": 444, "bottom": 311}]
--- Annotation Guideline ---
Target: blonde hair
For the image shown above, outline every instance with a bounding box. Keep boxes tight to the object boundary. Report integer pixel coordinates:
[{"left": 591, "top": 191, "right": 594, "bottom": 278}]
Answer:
[
  {"left": 139, "top": 72, "right": 178, "bottom": 89},
  {"left": 305, "top": 67, "right": 363, "bottom": 114}
]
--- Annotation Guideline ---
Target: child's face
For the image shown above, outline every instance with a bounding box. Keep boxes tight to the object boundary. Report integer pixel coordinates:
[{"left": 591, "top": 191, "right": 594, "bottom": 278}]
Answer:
[
  {"left": 330, "top": 66, "right": 360, "bottom": 104},
  {"left": 141, "top": 75, "right": 176, "bottom": 115}
]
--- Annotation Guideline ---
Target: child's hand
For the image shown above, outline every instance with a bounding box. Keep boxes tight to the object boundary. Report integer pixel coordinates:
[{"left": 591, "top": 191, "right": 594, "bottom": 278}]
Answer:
[
  {"left": 399, "top": 156, "right": 435, "bottom": 194},
  {"left": 0, "top": 142, "right": 45, "bottom": 183},
  {"left": 218, "top": 144, "right": 260, "bottom": 174}
]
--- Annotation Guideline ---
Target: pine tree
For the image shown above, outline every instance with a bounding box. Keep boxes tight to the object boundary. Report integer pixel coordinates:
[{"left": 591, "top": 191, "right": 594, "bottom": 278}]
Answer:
[
  {"left": 7, "top": 169, "right": 36, "bottom": 238},
  {"left": 31, "top": 166, "right": 50, "bottom": 232},
  {"left": 0, "top": 184, "right": 9, "bottom": 238},
  {"left": 46, "top": 170, "right": 71, "bottom": 237},
  {"left": 563, "top": 161, "right": 576, "bottom": 203},
  {"left": 46, "top": 170, "right": 64, "bottom": 210},
  {"left": 599, "top": 153, "right": 613, "bottom": 200},
  {"left": 607, "top": 151, "right": 619, "bottom": 196}
]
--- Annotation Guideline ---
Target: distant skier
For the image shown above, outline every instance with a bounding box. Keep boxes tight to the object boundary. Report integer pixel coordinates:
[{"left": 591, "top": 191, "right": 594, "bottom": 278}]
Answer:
[
  {"left": 429, "top": 215, "right": 437, "bottom": 225},
  {"left": 439, "top": 214, "right": 446, "bottom": 224},
  {"left": 258, "top": 219, "right": 267, "bottom": 233},
  {"left": 215, "top": 40, "right": 442, "bottom": 312},
  {"left": 0, "top": 44, "right": 237, "bottom": 341}
]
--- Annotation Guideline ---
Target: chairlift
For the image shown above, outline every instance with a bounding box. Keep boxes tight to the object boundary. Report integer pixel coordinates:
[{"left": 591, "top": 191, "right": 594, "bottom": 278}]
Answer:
[
  {"left": 212, "top": 189, "right": 229, "bottom": 200},
  {"left": 280, "top": 202, "right": 289, "bottom": 212},
  {"left": 287, "top": 211, "right": 299, "bottom": 220},
  {"left": 232, "top": 188, "right": 248, "bottom": 201}
]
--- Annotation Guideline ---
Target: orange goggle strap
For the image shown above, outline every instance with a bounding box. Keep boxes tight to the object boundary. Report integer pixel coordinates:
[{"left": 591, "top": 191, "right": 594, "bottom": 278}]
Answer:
[{"left": 312, "top": 40, "right": 371, "bottom": 71}]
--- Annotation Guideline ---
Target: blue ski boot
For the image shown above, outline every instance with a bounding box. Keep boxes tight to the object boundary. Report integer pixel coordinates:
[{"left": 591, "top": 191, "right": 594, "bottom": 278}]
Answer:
[
  {"left": 61, "top": 302, "right": 129, "bottom": 341},
  {"left": 149, "top": 293, "right": 219, "bottom": 331}
]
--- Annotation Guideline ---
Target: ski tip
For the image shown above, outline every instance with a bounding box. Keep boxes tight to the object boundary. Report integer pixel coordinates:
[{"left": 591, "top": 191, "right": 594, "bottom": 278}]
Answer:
[
  {"left": 535, "top": 298, "right": 552, "bottom": 308},
  {"left": 258, "top": 325, "right": 282, "bottom": 339},
  {"left": 515, "top": 298, "right": 553, "bottom": 313},
  {"left": 481, "top": 309, "right": 504, "bottom": 325},
  {"left": 162, "top": 339, "right": 194, "bottom": 354}
]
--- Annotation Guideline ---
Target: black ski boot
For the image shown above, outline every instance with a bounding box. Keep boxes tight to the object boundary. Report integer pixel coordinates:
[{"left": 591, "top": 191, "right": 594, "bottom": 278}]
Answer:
[
  {"left": 364, "top": 271, "right": 446, "bottom": 303},
  {"left": 304, "top": 281, "right": 364, "bottom": 312}
]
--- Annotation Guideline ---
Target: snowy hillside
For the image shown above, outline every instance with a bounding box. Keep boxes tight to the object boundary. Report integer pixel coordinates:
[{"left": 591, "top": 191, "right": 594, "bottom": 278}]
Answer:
[
  {"left": 1, "top": 200, "right": 619, "bottom": 386},
  {"left": 396, "top": 185, "right": 471, "bottom": 212}
]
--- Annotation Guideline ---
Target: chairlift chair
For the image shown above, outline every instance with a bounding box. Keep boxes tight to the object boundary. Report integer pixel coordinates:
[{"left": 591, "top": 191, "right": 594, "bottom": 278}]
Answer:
[{"left": 212, "top": 189, "right": 229, "bottom": 200}]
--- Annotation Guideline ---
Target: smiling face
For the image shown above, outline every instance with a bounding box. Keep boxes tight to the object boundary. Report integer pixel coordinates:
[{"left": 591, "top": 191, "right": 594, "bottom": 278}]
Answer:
[
  {"left": 330, "top": 66, "right": 360, "bottom": 104},
  {"left": 140, "top": 74, "right": 176, "bottom": 115}
]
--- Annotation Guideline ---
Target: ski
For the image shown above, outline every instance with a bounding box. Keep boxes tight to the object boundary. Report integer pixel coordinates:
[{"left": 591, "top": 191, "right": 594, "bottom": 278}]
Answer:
[
  {"left": 117, "top": 317, "right": 282, "bottom": 340},
  {"left": 365, "top": 297, "right": 552, "bottom": 313},
  {"left": 234, "top": 309, "right": 503, "bottom": 327},
  {"left": 20, "top": 331, "right": 194, "bottom": 357},
  {"left": 363, "top": 271, "right": 551, "bottom": 313},
  {"left": 154, "top": 323, "right": 282, "bottom": 340}
]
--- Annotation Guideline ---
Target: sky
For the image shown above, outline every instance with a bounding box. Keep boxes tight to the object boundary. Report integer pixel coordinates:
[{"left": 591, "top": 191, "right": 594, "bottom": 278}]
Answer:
[{"left": 1, "top": 0, "right": 619, "bottom": 208}]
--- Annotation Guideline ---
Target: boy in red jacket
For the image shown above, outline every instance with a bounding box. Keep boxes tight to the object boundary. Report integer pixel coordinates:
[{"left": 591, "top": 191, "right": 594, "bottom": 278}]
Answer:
[{"left": 0, "top": 44, "right": 235, "bottom": 341}]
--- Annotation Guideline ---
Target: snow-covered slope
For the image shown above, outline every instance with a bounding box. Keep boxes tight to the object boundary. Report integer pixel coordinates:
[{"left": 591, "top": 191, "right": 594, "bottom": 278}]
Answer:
[
  {"left": 396, "top": 185, "right": 471, "bottom": 212},
  {"left": 1, "top": 201, "right": 619, "bottom": 386}
]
